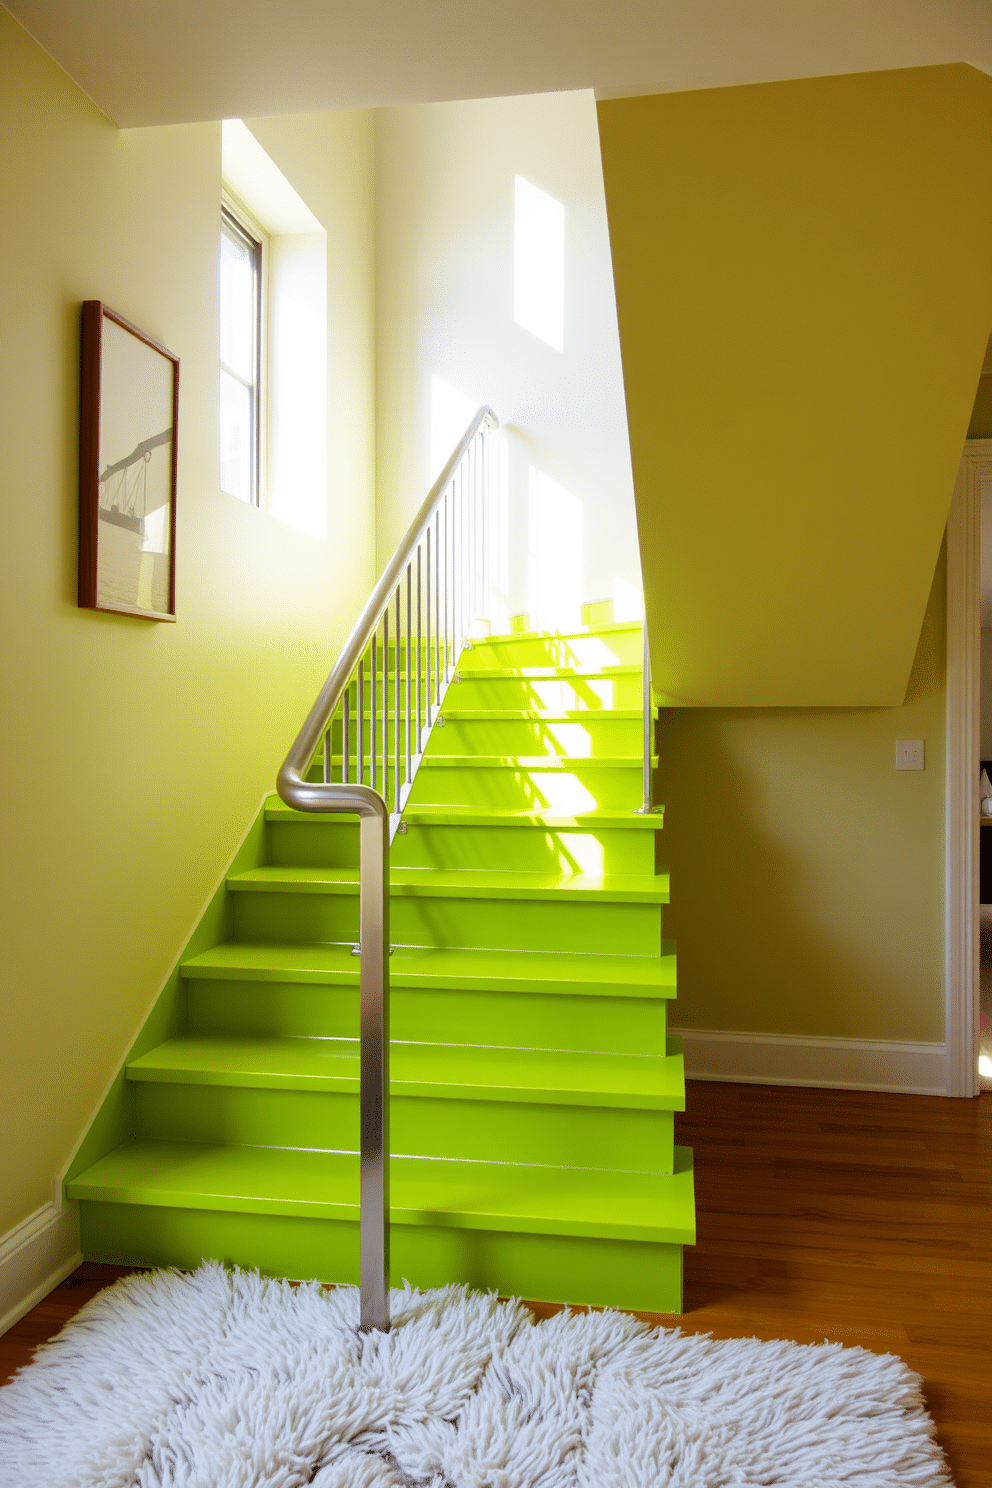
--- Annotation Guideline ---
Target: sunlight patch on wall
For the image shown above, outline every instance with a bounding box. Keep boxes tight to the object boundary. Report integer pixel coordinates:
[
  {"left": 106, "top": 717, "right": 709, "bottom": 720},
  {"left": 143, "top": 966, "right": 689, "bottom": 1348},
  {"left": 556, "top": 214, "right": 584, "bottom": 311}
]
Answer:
[
  {"left": 528, "top": 466, "right": 583, "bottom": 632},
  {"left": 514, "top": 176, "right": 564, "bottom": 352},
  {"left": 612, "top": 576, "right": 644, "bottom": 622},
  {"left": 268, "top": 234, "right": 327, "bottom": 538}
]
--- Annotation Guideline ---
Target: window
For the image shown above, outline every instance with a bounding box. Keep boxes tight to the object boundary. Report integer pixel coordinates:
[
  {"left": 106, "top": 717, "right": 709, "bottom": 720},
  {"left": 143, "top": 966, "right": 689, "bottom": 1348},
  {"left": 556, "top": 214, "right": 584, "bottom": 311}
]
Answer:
[{"left": 219, "top": 201, "right": 264, "bottom": 504}]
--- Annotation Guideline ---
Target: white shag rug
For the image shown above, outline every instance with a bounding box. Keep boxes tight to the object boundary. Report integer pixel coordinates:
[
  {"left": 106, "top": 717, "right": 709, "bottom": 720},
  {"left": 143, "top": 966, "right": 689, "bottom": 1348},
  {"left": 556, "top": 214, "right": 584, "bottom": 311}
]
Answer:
[{"left": 0, "top": 1262, "right": 950, "bottom": 1488}]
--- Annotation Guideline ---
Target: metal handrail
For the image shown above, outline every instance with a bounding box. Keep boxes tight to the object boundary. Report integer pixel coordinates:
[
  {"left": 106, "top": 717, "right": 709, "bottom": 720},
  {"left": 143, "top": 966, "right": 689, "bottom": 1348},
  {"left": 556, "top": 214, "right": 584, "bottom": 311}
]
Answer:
[{"left": 277, "top": 404, "right": 498, "bottom": 1335}]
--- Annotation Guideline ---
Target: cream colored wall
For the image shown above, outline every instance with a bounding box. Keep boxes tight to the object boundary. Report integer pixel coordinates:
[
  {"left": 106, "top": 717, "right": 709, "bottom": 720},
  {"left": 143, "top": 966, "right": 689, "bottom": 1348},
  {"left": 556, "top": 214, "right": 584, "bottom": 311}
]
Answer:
[
  {"left": 663, "top": 548, "right": 947, "bottom": 1044},
  {"left": 374, "top": 90, "right": 641, "bottom": 620},
  {"left": 0, "top": 12, "right": 376, "bottom": 1235}
]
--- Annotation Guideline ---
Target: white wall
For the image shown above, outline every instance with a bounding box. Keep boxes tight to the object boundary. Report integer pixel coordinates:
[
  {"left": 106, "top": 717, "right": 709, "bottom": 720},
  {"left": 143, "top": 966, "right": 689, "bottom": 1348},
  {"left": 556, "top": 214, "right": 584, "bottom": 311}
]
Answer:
[{"left": 375, "top": 90, "right": 642, "bottom": 627}]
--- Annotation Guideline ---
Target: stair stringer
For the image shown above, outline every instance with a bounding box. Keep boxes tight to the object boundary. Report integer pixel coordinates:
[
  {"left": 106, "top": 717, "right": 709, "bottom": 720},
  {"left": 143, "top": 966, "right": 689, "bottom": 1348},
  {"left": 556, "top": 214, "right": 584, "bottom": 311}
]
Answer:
[{"left": 60, "top": 804, "right": 270, "bottom": 1193}]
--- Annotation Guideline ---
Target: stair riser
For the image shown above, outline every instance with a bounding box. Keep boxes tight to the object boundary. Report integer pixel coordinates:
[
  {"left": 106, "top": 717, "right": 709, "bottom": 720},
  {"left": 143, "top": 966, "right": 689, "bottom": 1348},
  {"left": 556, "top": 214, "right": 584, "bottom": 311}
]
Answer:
[
  {"left": 407, "top": 765, "right": 643, "bottom": 812},
  {"left": 185, "top": 980, "right": 669, "bottom": 1056},
  {"left": 464, "top": 633, "right": 643, "bottom": 670},
  {"left": 130, "top": 1084, "right": 676, "bottom": 1172},
  {"left": 430, "top": 718, "right": 643, "bottom": 757},
  {"left": 230, "top": 890, "right": 661, "bottom": 957},
  {"left": 267, "top": 820, "right": 656, "bottom": 875},
  {"left": 302, "top": 763, "right": 648, "bottom": 813},
  {"left": 449, "top": 677, "right": 643, "bottom": 711},
  {"left": 79, "top": 1201, "right": 683, "bottom": 1312}
]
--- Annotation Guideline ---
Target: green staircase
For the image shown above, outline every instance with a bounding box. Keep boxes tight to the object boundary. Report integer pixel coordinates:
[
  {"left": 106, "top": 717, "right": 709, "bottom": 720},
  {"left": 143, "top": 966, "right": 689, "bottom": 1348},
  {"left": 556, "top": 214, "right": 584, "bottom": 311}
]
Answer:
[{"left": 66, "top": 618, "right": 694, "bottom": 1313}]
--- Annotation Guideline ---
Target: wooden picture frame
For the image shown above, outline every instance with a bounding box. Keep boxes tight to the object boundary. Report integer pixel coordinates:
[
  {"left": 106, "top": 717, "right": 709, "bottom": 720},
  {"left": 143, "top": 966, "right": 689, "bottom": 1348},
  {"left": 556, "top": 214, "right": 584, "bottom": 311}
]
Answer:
[{"left": 79, "top": 301, "right": 179, "bottom": 621}]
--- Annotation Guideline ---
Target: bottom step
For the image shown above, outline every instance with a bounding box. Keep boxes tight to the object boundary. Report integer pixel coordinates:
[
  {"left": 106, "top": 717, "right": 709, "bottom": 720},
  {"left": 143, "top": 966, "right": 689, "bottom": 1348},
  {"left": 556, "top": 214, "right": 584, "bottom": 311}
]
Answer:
[
  {"left": 68, "top": 1142, "right": 694, "bottom": 1313},
  {"left": 79, "top": 1201, "right": 685, "bottom": 1314}
]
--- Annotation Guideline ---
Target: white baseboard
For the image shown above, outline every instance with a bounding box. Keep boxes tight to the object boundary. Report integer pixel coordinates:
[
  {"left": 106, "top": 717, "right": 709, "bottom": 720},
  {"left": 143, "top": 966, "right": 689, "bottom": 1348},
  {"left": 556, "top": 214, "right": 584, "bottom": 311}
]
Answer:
[
  {"left": 674, "top": 1027, "right": 949, "bottom": 1095},
  {"left": 0, "top": 1201, "right": 81, "bottom": 1339}
]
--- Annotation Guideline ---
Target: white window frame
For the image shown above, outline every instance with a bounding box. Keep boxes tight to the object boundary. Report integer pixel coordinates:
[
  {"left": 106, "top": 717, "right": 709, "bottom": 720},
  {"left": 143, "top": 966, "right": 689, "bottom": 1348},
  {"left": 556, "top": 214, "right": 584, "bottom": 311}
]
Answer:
[{"left": 220, "top": 187, "right": 268, "bottom": 507}]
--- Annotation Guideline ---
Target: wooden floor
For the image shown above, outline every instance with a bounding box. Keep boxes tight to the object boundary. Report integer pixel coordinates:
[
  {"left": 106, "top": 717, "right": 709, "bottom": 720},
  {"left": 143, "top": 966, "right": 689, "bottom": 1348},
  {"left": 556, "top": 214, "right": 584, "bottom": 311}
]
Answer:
[{"left": 2, "top": 1082, "right": 989, "bottom": 1486}]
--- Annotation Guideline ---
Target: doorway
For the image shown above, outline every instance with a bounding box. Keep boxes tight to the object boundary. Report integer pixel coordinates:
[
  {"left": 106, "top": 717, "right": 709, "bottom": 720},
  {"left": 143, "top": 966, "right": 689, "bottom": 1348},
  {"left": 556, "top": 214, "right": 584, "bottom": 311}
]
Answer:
[{"left": 947, "top": 436, "right": 992, "bottom": 1096}]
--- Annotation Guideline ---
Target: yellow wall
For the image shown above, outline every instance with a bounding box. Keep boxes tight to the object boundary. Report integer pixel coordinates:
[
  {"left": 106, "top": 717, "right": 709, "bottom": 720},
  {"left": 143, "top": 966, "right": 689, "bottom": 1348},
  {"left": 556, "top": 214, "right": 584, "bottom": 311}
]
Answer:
[
  {"left": 663, "top": 546, "right": 946, "bottom": 1042},
  {"left": 0, "top": 12, "right": 376, "bottom": 1235},
  {"left": 598, "top": 65, "right": 992, "bottom": 707}
]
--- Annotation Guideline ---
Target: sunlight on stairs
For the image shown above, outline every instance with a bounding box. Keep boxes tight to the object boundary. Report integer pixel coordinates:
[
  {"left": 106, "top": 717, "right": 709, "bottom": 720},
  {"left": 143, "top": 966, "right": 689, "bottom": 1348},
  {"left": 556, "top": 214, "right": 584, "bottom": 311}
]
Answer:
[{"left": 67, "top": 619, "right": 694, "bottom": 1312}]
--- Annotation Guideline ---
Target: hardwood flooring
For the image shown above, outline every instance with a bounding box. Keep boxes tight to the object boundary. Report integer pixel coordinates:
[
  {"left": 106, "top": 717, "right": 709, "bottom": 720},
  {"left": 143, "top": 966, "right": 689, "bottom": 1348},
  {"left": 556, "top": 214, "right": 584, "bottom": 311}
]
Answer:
[{"left": 2, "top": 1082, "right": 989, "bottom": 1486}]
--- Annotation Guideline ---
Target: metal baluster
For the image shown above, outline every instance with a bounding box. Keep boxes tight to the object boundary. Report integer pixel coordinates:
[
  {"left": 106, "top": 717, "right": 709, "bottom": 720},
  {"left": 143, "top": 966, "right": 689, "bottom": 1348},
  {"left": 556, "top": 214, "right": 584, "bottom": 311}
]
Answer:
[
  {"left": 456, "top": 466, "right": 462, "bottom": 654},
  {"left": 426, "top": 529, "right": 433, "bottom": 726},
  {"left": 323, "top": 727, "right": 330, "bottom": 784},
  {"left": 482, "top": 428, "right": 488, "bottom": 629},
  {"left": 470, "top": 439, "right": 476, "bottom": 629},
  {"left": 358, "top": 662, "right": 365, "bottom": 785},
  {"left": 442, "top": 493, "right": 449, "bottom": 685},
  {"left": 343, "top": 690, "right": 350, "bottom": 785},
  {"left": 452, "top": 468, "right": 458, "bottom": 658},
  {"left": 381, "top": 612, "right": 388, "bottom": 801},
  {"left": 405, "top": 568, "right": 412, "bottom": 792},
  {"left": 455, "top": 463, "right": 461, "bottom": 651},
  {"left": 394, "top": 589, "right": 401, "bottom": 815},
  {"left": 435, "top": 512, "right": 441, "bottom": 704},
  {"left": 370, "top": 636, "right": 377, "bottom": 793},
  {"left": 416, "top": 546, "right": 423, "bottom": 749}
]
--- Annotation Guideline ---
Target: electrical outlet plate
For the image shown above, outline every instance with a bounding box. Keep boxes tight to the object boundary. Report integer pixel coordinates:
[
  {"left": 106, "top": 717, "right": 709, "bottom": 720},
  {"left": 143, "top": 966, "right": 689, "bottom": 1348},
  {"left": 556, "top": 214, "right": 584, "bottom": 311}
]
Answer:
[{"left": 895, "top": 739, "right": 925, "bottom": 770}]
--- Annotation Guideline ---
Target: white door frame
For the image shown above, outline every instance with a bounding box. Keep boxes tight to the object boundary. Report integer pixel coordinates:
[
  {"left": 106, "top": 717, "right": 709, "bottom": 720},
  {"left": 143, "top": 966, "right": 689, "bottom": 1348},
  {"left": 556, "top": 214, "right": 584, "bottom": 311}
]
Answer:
[{"left": 946, "top": 438, "right": 992, "bottom": 1096}]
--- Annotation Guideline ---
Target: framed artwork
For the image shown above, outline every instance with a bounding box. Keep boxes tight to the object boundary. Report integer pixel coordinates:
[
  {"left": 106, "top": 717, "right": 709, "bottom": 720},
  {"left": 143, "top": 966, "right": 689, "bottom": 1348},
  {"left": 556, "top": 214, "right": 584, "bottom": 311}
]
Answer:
[{"left": 78, "top": 301, "right": 179, "bottom": 620}]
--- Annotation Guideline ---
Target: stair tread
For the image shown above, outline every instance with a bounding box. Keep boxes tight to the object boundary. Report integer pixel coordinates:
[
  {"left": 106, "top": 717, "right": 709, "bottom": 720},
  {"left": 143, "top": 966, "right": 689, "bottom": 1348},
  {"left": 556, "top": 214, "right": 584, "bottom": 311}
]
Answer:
[
  {"left": 458, "top": 665, "right": 640, "bottom": 680},
  {"left": 310, "top": 755, "right": 654, "bottom": 770},
  {"left": 478, "top": 621, "right": 643, "bottom": 645},
  {"left": 182, "top": 941, "right": 677, "bottom": 998},
  {"left": 401, "top": 805, "right": 663, "bottom": 829},
  {"left": 419, "top": 755, "right": 650, "bottom": 769},
  {"left": 128, "top": 1035, "right": 685, "bottom": 1109},
  {"left": 67, "top": 1141, "right": 695, "bottom": 1244},
  {"left": 228, "top": 866, "right": 669, "bottom": 904},
  {"left": 265, "top": 797, "right": 663, "bottom": 829},
  {"left": 440, "top": 709, "right": 648, "bottom": 721}
]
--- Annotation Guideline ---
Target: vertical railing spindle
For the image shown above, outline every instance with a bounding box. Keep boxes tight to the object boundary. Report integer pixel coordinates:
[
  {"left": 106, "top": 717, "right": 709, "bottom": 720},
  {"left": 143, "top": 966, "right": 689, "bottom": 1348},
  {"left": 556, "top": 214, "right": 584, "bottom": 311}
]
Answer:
[
  {"left": 370, "top": 637, "right": 377, "bottom": 792},
  {"left": 427, "top": 528, "right": 434, "bottom": 726},
  {"left": 416, "top": 547, "right": 423, "bottom": 750},
  {"left": 343, "top": 690, "right": 350, "bottom": 785},
  {"left": 405, "top": 569, "right": 412, "bottom": 791},
  {"left": 382, "top": 613, "right": 389, "bottom": 805},
  {"left": 357, "top": 662, "right": 365, "bottom": 785},
  {"left": 394, "top": 589, "right": 401, "bottom": 815},
  {"left": 470, "top": 442, "right": 477, "bottom": 628},
  {"left": 435, "top": 512, "right": 441, "bottom": 705}
]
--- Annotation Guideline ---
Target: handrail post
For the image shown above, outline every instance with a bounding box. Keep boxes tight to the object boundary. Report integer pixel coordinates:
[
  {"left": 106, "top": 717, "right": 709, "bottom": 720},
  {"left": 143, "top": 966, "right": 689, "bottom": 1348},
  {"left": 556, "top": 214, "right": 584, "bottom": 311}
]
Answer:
[
  {"left": 359, "top": 804, "right": 390, "bottom": 1333},
  {"left": 276, "top": 407, "right": 499, "bottom": 1337}
]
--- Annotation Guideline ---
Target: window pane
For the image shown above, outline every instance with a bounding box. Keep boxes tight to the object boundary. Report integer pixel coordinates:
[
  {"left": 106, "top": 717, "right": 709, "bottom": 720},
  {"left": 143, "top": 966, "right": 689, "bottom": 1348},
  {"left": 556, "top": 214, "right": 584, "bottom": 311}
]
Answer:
[
  {"left": 219, "top": 221, "right": 256, "bottom": 383},
  {"left": 220, "top": 368, "right": 252, "bottom": 502}
]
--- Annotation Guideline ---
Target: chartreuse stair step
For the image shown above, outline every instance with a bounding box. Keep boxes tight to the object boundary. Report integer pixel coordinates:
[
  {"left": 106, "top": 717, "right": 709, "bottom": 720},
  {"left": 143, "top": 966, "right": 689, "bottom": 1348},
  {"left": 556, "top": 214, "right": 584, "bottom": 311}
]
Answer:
[{"left": 67, "top": 618, "right": 694, "bottom": 1312}]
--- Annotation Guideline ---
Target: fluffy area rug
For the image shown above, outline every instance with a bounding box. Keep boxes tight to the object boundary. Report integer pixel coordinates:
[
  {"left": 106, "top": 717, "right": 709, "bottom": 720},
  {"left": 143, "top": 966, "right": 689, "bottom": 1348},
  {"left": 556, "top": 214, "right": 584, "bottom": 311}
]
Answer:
[{"left": 0, "top": 1262, "right": 950, "bottom": 1488}]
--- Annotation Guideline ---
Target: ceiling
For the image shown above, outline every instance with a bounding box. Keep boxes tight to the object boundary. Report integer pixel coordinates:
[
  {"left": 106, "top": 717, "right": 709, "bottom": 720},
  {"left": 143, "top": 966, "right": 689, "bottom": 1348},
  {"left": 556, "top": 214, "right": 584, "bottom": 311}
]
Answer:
[{"left": 4, "top": 0, "right": 991, "bottom": 127}]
